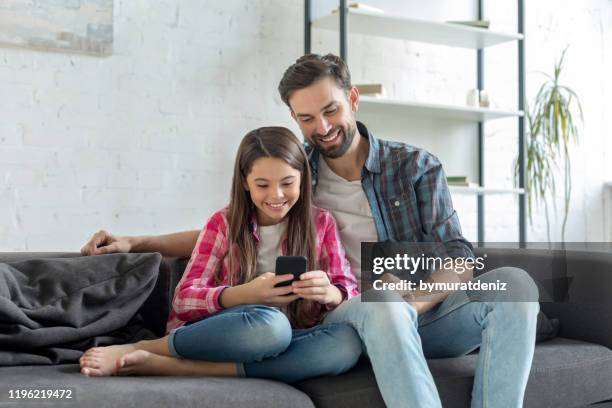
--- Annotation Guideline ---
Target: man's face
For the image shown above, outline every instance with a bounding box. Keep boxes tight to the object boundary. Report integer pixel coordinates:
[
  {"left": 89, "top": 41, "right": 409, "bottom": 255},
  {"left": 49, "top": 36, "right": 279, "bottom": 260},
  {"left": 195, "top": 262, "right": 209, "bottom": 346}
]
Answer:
[{"left": 289, "top": 77, "right": 359, "bottom": 159}]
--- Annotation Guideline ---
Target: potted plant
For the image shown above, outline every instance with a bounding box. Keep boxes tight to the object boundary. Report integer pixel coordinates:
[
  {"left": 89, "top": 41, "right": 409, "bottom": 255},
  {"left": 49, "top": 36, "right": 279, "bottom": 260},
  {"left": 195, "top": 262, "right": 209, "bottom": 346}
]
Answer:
[{"left": 516, "top": 48, "right": 584, "bottom": 242}]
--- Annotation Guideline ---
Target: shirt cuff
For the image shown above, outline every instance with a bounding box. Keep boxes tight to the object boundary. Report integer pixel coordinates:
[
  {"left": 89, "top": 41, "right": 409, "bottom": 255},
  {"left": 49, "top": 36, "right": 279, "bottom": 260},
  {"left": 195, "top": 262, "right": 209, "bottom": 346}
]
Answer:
[{"left": 213, "top": 286, "right": 231, "bottom": 311}]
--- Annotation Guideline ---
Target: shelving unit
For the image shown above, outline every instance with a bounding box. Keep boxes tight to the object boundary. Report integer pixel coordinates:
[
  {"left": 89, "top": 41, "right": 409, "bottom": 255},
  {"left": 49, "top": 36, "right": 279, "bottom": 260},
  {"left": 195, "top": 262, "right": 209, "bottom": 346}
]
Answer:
[
  {"left": 304, "top": 0, "right": 527, "bottom": 243},
  {"left": 312, "top": 9, "right": 523, "bottom": 49},
  {"left": 449, "top": 186, "right": 525, "bottom": 195},
  {"left": 359, "top": 96, "right": 524, "bottom": 122}
]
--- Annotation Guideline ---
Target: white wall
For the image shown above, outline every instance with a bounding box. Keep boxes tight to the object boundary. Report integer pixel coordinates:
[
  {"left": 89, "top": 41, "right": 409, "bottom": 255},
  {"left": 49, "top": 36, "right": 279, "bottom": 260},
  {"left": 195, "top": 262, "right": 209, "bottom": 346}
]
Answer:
[
  {"left": 519, "top": 0, "right": 612, "bottom": 242},
  {"left": 1, "top": 0, "right": 610, "bottom": 251},
  {"left": 0, "top": 0, "right": 304, "bottom": 250}
]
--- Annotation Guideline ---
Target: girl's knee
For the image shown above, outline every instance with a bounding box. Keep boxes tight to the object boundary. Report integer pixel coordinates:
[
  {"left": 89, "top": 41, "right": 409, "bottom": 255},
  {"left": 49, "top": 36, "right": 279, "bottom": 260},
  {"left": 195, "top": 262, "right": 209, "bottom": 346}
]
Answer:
[
  {"left": 229, "top": 306, "right": 292, "bottom": 361},
  {"left": 244, "top": 306, "right": 292, "bottom": 348}
]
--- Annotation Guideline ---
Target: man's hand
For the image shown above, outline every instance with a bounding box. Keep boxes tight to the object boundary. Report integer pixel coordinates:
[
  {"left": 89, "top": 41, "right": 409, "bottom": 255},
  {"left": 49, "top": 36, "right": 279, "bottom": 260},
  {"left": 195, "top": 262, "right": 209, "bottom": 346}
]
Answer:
[
  {"left": 292, "top": 270, "right": 343, "bottom": 306},
  {"left": 380, "top": 273, "right": 442, "bottom": 315},
  {"left": 408, "top": 289, "right": 451, "bottom": 315},
  {"left": 80, "top": 230, "right": 132, "bottom": 256}
]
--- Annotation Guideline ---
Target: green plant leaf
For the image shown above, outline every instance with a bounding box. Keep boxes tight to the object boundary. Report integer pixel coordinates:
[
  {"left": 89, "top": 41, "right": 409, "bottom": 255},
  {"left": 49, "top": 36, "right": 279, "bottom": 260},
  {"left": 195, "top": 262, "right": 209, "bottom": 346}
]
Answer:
[{"left": 517, "top": 46, "right": 582, "bottom": 240}]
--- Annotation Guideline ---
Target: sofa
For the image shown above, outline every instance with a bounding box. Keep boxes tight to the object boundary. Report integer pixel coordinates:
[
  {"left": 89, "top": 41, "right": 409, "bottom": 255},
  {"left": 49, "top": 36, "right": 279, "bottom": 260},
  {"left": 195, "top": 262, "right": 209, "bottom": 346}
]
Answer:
[{"left": 1, "top": 248, "right": 611, "bottom": 408}]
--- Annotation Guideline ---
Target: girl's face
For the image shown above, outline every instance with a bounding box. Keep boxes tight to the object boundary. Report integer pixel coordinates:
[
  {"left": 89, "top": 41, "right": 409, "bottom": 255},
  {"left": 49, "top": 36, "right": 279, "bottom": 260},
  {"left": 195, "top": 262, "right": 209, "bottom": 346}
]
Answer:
[{"left": 244, "top": 157, "right": 302, "bottom": 226}]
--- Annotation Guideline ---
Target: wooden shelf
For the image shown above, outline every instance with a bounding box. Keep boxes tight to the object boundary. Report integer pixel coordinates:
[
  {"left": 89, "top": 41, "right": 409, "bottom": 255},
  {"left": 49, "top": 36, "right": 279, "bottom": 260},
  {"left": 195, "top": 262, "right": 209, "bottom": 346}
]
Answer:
[
  {"left": 449, "top": 186, "right": 525, "bottom": 195},
  {"left": 313, "top": 9, "right": 523, "bottom": 49},
  {"left": 359, "top": 96, "right": 523, "bottom": 122}
]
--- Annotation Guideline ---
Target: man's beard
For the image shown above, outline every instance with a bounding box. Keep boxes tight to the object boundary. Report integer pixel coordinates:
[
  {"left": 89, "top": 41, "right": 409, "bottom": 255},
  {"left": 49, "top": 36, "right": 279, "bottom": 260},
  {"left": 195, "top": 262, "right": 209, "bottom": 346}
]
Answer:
[{"left": 312, "top": 122, "right": 357, "bottom": 159}]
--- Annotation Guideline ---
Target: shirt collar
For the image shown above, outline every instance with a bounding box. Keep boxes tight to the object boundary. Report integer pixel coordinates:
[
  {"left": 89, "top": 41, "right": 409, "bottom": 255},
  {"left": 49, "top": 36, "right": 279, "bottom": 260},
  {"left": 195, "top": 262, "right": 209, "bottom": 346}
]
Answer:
[
  {"left": 249, "top": 207, "right": 289, "bottom": 248},
  {"left": 358, "top": 121, "right": 381, "bottom": 174}
]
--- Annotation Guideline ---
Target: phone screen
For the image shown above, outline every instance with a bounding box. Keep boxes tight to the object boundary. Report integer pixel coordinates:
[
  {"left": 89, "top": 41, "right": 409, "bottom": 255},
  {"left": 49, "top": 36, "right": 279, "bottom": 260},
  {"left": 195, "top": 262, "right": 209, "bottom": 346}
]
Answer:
[{"left": 274, "top": 256, "right": 307, "bottom": 287}]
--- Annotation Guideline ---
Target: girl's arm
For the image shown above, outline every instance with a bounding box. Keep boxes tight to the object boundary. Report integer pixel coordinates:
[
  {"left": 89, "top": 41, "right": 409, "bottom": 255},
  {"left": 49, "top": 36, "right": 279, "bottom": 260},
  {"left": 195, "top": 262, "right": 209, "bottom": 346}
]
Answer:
[
  {"left": 173, "top": 211, "right": 298, "bottom": 321},
  {"left": 293, "top": 210, "right": 359, "bottom": 307},
  {"left": 320, "top": 211, "right": 360, "bottom": 302},
  {"left": 171, "top": 211, "right": 231, "bottom": 322},
  {"left": 220, "top": 273, "right": 298, "bottom": 308}
]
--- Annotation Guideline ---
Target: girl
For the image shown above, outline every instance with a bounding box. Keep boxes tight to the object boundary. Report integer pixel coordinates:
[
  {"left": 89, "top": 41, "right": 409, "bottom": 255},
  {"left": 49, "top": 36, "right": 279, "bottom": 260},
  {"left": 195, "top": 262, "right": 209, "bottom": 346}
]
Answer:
[{"left": 79, "top": 127, "right": 362, "bottom": 383}]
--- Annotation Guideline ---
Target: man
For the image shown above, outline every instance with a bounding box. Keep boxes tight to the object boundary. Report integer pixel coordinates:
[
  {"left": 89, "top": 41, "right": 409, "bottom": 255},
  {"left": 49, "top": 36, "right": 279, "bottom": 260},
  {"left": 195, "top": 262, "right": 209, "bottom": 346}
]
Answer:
[{"left": 82, "top": 54, "right": 539, "bottom": 407}]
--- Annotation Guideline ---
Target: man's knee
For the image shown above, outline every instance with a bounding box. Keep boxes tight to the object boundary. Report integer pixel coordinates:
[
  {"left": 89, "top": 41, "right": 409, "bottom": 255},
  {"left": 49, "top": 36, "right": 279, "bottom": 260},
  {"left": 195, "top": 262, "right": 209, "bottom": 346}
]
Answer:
[
  {"left": 475, "top": 267, "right": 539, "bottom": 302},
  {"left": 475, "top": 268, "right": 540, "bottom": 330}
]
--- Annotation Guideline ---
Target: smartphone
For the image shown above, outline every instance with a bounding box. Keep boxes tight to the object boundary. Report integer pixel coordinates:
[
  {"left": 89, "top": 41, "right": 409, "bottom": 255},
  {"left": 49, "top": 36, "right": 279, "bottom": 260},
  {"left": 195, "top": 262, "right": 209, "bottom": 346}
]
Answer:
[{"left": 274, "top": 256, "right": 307, "bottom": 287}]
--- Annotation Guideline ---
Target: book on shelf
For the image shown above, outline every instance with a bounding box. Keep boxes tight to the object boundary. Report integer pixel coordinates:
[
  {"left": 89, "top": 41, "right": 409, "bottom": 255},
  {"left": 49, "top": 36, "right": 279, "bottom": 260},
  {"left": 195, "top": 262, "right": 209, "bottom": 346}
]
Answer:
[
  {"left": 448, "top": 182, "right": 480, "bottom": 188},
  {"left": 355, "top": 83, "right": 386, "bottom": 98},
  {"left": 333, "top": 3, "right": 385, "bottom": 14},
  {"left": 446, "top": 20, "right": 491, "bottom": 29},
  {"left": 447, "top": 176, "right": 479, "bottom": 188},
  {"left": 447, "top": 176, "right": 469, "bottom": 183}
]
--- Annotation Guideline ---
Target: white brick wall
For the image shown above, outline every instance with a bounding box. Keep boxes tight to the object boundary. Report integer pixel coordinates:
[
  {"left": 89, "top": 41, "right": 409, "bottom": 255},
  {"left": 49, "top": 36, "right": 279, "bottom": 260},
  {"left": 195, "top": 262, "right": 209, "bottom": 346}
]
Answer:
[
  {"left": 518, "top": 0, "right": 612, "bottom": 242},
  {"left": 0, "top": 0, "right": 610, "bottom": 251}
]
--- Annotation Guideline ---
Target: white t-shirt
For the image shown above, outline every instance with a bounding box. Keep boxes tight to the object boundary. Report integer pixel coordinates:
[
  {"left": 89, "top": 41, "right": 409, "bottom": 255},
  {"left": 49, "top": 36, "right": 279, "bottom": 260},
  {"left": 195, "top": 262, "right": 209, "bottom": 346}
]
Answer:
[
  {"left": 256, "top": 222, "right": 286, "bottom": 274},
  {"left": 313, "top": 158, "right": 378, "bottom": 279}
]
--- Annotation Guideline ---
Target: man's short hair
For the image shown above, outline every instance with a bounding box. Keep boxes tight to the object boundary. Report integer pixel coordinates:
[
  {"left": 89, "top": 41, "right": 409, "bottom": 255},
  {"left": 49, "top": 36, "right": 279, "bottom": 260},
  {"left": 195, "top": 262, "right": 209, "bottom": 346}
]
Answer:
[{"left": 278, "top": 53, "right": 352, "bottom": 108}]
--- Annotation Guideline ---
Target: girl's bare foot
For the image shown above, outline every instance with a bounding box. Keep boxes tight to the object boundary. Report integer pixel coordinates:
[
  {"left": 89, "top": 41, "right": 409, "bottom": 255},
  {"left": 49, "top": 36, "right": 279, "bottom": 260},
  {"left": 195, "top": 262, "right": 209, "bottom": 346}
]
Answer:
[
  {"left": 80, "top": 344, "right": 137, "bottom": 377},
  {"left": 117, "top": 350, "right": 238, "bottom": 377},
  {"left": 116, "top": 350, "right": 169, "bottom": 376}
]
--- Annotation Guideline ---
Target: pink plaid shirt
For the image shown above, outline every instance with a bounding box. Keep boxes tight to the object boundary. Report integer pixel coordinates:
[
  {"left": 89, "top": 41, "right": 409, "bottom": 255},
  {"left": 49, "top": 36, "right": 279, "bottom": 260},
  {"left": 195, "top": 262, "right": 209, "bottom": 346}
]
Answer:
[{"left": 166, "top": 206, "right": 358, "bottom": 333}]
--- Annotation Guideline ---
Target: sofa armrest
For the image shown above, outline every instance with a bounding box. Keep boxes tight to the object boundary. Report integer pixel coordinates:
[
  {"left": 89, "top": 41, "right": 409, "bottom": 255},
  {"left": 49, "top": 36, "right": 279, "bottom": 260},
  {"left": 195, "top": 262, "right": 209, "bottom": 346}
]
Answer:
[{"left": 474, "top": 247, "right": 612, "bottom": 349}]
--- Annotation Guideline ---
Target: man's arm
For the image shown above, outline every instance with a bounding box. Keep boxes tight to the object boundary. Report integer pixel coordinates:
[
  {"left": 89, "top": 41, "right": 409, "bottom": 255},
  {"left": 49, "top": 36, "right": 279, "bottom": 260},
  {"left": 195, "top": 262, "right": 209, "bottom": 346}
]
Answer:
[
  {"left": 406, "top": 152, "right": 475, "bottom": 314},
  {"left": 80, "top": 229, "right": 199, "bottom": 258}
]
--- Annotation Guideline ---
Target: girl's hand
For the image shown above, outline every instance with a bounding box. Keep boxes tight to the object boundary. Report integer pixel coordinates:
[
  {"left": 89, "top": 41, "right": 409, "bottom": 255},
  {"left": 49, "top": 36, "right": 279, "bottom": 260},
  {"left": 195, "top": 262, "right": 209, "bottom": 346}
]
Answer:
[
  {"left": 292, "top": 270, "right": 343, "bottom": 306},
  {"left": 242, "top": 272, "right": 299, "bottom": 306}
]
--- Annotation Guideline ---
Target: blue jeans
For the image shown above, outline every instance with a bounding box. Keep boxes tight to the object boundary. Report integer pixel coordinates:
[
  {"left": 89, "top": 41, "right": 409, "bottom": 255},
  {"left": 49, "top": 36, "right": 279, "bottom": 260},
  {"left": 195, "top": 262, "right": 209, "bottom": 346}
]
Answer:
[
  {"left": 167, "top": 304, "right": 362, "bottom": 383},
  {"left": 323, "top": 267, "right": 540, "bottom": 408}
]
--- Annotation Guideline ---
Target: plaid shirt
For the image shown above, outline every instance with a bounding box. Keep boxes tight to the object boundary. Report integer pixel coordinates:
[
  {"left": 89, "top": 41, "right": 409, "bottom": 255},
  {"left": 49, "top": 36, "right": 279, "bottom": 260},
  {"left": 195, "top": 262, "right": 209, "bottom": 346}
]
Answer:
[
  {"left": 306, "top": 121, "right": 474, "bottom": 260},
  {"left": 166, "top": 206, "right": 358, "bottom": 333}
]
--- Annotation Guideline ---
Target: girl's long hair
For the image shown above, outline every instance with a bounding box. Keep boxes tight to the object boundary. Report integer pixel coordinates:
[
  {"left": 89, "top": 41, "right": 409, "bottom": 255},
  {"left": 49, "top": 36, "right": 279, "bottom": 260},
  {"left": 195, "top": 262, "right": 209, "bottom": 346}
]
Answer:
[{"left": 223, "top": 126, "right": 319, "bottom": 328}]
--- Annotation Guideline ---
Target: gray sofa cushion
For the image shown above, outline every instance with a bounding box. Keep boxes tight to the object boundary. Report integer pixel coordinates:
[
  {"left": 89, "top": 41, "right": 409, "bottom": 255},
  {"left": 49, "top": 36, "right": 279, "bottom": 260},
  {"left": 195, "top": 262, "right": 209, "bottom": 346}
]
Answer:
[
  {"left": 0, "top": 253, "right": 161, "bottom": 365},
  {"left": 0, "top": 338, "right": 608, "bottom": 408},
  {"left": 474, "top": 248, "right": 612, "bottom": 349},
  {"left": 523, "top": 338, "right": 612, "bottom": 407},
  {"left": 296, "top": 337, "right": 612, "bottom": 408},
  {"left": 0, "top": 364, "right": 315, "bottom": 408}
]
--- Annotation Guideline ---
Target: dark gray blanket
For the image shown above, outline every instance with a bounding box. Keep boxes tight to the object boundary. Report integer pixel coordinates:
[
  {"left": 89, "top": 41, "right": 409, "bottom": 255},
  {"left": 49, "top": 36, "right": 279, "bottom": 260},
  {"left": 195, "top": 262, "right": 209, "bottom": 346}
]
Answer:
[{"left": 0, "top": 253, "right": 161, "bottom": 366}]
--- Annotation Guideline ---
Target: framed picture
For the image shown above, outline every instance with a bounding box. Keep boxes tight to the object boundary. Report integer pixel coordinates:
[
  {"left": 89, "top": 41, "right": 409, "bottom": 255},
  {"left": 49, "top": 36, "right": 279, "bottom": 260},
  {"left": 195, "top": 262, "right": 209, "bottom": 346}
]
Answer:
[{"left": 0, "top": 0, "right": 113, "bottom": 56}]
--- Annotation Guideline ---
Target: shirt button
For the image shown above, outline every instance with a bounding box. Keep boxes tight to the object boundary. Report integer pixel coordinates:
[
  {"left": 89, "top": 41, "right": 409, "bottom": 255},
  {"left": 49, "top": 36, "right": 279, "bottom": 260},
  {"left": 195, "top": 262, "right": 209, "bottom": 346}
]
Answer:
[
  {"left": 312, "top": 181, "right": 316, "bottom": 185},
  {"left": 394, "top": 200, "right": 400, "bottom": 207}
]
